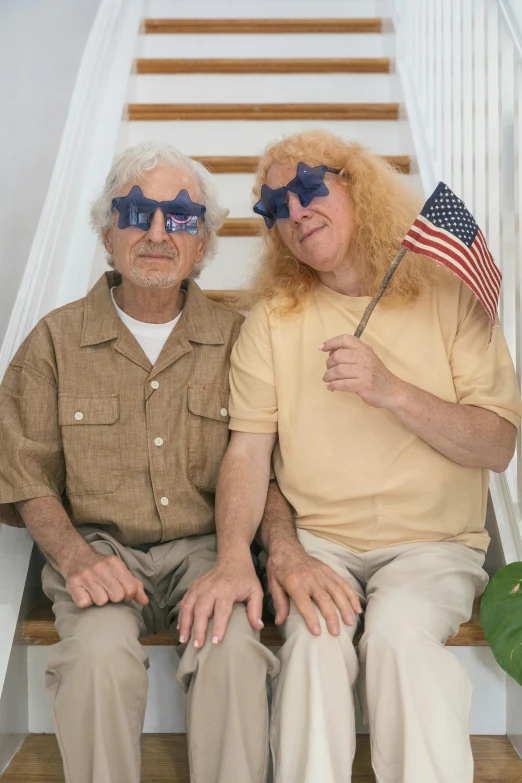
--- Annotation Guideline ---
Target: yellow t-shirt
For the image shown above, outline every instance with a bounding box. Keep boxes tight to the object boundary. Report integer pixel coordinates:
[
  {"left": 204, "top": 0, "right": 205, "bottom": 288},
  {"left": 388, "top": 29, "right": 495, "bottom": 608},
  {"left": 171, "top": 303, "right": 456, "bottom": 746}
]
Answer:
[{"left": 229, "top": 271, "right": 522, "bottom": 553}]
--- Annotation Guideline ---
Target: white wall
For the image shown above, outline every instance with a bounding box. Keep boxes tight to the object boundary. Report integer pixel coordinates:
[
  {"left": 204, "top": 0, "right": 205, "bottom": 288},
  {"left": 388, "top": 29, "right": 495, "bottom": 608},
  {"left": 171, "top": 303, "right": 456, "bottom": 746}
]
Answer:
[{"left": 0, "top": 0, "right": 102, "bottom": 343}]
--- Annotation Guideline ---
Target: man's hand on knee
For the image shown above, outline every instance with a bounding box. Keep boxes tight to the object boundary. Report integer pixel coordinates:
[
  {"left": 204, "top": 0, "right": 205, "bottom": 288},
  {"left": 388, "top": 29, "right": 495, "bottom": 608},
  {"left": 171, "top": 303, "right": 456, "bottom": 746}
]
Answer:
[
  {"left": 177, "top": 561, "right": 264, "bottom": 648},
  {"left": 267, "top": 546, "right": 362, "bottom": 637},
  {"left": 63, "top": 549, "right": 149, "bottom": 609}
]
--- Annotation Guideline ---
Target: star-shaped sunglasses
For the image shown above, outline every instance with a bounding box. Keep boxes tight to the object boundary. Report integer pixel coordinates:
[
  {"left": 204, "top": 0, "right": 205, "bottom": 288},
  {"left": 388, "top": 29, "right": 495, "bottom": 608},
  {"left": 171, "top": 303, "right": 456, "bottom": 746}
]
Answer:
[
  {"left": 111, "top": 185, "right": 206, "bottom": 235},
  {"left": 253, "top": 162, "right": 341, "bottom": 229}
]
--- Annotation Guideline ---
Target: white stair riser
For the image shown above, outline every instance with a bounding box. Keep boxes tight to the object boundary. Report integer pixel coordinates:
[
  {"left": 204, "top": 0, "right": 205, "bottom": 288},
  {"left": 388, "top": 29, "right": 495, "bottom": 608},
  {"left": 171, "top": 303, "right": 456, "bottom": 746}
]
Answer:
[
  {"left": 137, "top": 33, "right": 395, "bottom": 59},
  {"left": 145, "top": 0, "right": 389, "bottom": 20},
  {"left": 200, "top": 237, "right": 263, "bottom": 290},
  {"left": 123, "top": 119, "right": 412, "bottom": 156},
  {"left": 129, "top": 73, "right": 401, "bottom": 105},
  {"left": 26, "top": 645, "right": 507, "bottom": 735},
  {"left": 208, "top": 173, "right": 264, "bottom": 219}
]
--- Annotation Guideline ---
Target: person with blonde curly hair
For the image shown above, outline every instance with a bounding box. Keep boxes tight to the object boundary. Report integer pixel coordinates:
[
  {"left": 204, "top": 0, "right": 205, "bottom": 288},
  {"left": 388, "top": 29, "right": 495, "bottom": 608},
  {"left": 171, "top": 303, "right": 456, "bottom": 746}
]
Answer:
[{"left": 179, "top": 130, "right": 521, "bottom": 783}]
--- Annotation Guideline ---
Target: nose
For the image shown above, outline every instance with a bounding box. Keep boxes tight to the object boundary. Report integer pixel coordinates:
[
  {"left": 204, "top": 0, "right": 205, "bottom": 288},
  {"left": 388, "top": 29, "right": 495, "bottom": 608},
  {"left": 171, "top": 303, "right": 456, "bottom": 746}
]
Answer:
[
  {"left": 286, "top": 191, "right": 311, "bottom": 223},
  {"left": 146, "top": 208, "right": 169, "bottom": 242}
]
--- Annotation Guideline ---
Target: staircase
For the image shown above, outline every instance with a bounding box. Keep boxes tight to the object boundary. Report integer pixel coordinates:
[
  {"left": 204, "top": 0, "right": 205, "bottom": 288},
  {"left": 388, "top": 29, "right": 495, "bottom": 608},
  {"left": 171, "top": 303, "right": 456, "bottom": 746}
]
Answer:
[
  {"left": 2, "top": 0, "right": 522, "bottom": 779},
  {"left": 90, "top": 0, "right": 415, "bottom": 295}
]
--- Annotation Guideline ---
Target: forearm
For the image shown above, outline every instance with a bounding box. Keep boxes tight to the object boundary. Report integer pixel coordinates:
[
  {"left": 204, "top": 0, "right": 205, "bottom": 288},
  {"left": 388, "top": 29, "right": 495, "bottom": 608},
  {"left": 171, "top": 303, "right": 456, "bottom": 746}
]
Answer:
[
  {"left": 15, "top": 496, "right": 92, "bottom": 575},
  {"left": 257, "top": 480, "right": 302, "bottom": 557},
  {"left": 214, "top": 434, "right": 274, "bottom": 563},
  {"left": 388, "top": 379, "right": 517, "bottom": 471}
]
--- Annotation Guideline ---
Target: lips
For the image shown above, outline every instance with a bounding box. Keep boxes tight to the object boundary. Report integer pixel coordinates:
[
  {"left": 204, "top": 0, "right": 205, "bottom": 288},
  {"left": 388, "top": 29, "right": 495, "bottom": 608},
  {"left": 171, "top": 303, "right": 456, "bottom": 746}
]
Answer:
[
  {"left": 138, "top": 253, "right": 173, "bottom": 259},
  {"left": 300, "top": 226, "right": 323, "bottom": 243}
]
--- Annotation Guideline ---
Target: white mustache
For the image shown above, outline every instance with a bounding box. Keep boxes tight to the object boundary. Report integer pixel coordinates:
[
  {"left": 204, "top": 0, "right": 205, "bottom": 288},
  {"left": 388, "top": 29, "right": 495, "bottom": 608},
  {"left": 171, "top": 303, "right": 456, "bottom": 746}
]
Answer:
[{"left": 133, "top": 244, "right": 178, "bottom": 259}]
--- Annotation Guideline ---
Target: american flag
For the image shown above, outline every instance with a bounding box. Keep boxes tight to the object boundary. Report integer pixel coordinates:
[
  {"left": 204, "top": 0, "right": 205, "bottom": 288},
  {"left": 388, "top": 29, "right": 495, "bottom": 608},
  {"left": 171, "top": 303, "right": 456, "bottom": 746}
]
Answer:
[{"left": 401, "top": 182, "right": 502, "bottom": 326}]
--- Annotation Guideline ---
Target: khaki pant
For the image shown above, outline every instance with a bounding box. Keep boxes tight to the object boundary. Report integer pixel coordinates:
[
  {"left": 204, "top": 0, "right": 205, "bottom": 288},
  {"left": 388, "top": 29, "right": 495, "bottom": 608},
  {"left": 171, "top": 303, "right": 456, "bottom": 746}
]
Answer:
[
  {"left": 42, "top": 527, "right": 280, "bottom": 783},
  {"left": 269, "top": 529, "right": 488, "bottom": 783},
  {"left": 43, "top": 527, "right": 488, "bottom": 783}
]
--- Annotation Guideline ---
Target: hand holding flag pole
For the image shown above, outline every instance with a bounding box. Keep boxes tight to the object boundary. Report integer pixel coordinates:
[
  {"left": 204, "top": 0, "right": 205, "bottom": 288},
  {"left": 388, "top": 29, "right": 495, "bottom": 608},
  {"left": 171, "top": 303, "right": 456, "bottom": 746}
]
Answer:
[{"left": 354, "top": 182, "right": 502, "bottom": 340}]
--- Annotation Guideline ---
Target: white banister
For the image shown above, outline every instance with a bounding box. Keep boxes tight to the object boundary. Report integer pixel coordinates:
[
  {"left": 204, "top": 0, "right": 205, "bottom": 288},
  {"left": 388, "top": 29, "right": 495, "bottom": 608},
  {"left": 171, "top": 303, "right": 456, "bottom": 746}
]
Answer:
[{"left": 391, "top": 0, "right": 522, "bottom": 564}]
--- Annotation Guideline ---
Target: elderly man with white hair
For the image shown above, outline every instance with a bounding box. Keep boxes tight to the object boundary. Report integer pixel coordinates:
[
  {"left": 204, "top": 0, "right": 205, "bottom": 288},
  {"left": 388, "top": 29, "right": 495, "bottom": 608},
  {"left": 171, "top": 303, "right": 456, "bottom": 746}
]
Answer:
[{"left": 0, "top": 142, "right": 279, "bottom": 783}]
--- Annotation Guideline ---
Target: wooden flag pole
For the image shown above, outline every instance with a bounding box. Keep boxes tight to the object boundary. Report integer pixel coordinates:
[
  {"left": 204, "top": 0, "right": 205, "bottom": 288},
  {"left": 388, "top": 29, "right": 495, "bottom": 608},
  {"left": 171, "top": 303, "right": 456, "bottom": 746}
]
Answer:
[{"left": 354, "top": 246, "right": 407, "bottom": 338}]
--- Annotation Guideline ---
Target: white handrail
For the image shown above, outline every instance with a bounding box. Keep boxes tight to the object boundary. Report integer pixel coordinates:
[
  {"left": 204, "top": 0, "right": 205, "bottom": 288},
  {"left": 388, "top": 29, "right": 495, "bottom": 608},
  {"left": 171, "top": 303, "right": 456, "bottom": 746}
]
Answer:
[
  {"left": 391, "top": 0, "right": 522, "bottom": 563},
  {"left": 0, "top": 0, "right": 143, "bottom": 702},
  {"left": 498, "top": 0, "right": 522, "bottom": 63}
]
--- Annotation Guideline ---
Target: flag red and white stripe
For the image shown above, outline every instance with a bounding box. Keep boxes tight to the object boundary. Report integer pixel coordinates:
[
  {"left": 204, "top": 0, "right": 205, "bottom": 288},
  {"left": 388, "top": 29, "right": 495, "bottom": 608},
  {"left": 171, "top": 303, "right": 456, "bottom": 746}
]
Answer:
[{"left": 401, "top": 182, "right": 501, "bottom": 327}]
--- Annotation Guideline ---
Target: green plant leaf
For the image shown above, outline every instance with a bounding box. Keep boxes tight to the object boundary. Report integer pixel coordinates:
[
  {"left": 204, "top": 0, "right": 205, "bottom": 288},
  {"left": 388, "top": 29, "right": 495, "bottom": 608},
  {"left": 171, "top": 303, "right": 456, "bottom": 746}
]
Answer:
[{"left": 480, "top": 561, "right": 522, "bottom": 686}]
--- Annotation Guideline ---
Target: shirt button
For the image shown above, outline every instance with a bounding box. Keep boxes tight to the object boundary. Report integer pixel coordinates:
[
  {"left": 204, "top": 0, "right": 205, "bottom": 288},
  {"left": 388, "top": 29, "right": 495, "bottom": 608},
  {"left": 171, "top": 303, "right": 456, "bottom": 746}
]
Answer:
[
  {"left": 151, "top": 380, "right": 160, "bottom": 389},
  {"left": 160, "top": 496, "right": 169, "bottom": 506},
  {"left": 154, "top": 437, "right": 164, "bottom": 447},
  {"left": 74, "top": 411, "right": 84, "bottom": 421},
  {"left": 220, "top": 408, "right": 228, "bottom": 417}
]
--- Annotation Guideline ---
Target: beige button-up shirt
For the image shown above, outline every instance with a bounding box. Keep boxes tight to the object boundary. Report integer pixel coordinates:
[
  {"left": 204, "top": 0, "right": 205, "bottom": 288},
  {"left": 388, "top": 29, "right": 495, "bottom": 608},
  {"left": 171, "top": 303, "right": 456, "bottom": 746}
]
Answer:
[{"left": 0, "top": 272, "right": 243, "bottom": 546}]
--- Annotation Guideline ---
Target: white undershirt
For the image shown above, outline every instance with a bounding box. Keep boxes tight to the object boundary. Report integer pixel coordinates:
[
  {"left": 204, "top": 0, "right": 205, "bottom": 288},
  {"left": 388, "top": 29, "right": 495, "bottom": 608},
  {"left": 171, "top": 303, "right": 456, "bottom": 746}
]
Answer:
[{"left": 110, "top": 287, "right": 183, "bottom": 365}]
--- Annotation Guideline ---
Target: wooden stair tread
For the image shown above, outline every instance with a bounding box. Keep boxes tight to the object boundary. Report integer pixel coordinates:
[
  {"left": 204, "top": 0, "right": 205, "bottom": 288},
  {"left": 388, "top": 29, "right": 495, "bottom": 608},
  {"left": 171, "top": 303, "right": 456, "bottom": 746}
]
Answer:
[
  {"left": 136, "top": 57, "right": 391, "bottom": 74},
  {"left": 144, "top": 18, "right": 385, "bottom": 35},
  {"left": 127, "top": 103, "right": 400, "bottom": 121},
  {"left": 3, "top": 734, "right": 521, "bottom": 781},
  {"left": 23, "top": 597, "right": 487, "bottom": 647},
  {"left": 194, "top": 154, "right": 411, "bottom": 174},
  {"left": 219, "top": 217, "right": 259, "bottom": 236}
]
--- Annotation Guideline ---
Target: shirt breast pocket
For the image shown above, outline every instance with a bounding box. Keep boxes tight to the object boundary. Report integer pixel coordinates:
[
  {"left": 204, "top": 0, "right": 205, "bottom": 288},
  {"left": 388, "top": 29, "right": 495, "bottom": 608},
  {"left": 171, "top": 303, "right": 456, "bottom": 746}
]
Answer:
[
  {"left": 58, "top": 394, "right": 122, "bottom": 496},
  {"left": 187, "top": 387, "right": 230, "bottom": 491}
]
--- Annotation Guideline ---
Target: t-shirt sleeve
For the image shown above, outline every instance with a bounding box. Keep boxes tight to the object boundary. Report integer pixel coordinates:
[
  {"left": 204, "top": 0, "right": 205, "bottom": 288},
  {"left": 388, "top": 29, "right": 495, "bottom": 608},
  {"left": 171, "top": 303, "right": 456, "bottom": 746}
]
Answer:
[
  {"left": 228, "top": 302, "right": 278, "bottom": 433},
  {"left": 450, "top": 287, "right": 522, "bottom": 427},
  {"left": 0, "top": 326, "right": 65, "bottom": 527}
]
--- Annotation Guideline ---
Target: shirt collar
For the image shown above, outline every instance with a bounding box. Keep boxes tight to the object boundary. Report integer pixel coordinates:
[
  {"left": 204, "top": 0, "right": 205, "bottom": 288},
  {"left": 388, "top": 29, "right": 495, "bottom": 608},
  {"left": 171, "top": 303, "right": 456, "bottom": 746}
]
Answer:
[{"left": 80, "top": 271, "right": 225, "bottom": 347}]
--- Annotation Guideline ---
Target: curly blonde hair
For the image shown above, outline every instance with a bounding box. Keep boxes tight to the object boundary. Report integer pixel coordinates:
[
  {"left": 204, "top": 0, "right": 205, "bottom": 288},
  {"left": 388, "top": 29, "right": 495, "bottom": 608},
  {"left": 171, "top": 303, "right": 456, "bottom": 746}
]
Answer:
[{"left": 246, "top": 130, "right": 433, "bottom": 312}]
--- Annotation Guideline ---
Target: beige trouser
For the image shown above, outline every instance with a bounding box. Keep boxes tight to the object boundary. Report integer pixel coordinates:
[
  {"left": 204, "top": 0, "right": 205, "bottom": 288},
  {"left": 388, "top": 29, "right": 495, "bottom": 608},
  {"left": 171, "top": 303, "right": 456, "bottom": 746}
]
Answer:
[
  {"left": 42, "top": 527, "right": 280, "bottom": 783},
  {"left": 269, "top": 529, "right": 488, "bottom": 783}
]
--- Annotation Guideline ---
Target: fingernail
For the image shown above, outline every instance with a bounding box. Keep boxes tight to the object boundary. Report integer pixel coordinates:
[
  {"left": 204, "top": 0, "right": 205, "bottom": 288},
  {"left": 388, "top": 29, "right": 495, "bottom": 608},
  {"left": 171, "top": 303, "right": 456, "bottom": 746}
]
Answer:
[
  {"left": 194, "top": 640, "right": 200, "bottom": 649},
  {"left": 313, "top": 625, "right": 321, "bottom": 635},
  {"left": 179, "top": 635, "right": 185, "bottom": 644},
  {"left": 319, "top": 343, "right": 324, "bottom": 350},
  {"left": 257, "top": 619, "right": 264, "bottom": 629},
  {"left": 333, "top": 626, "right": 340, "bottom": 635},
  {"left": 176, "top": 624, "right": 180, "bottom": 630},
  {"left": 212, "top": 636, "right": 219, "bottom": 645}
]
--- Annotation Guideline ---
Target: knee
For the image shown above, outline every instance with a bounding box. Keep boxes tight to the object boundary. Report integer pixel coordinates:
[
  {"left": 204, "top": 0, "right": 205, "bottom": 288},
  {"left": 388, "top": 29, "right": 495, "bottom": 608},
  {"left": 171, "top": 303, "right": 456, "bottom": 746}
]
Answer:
[
  {"left": 283, "top": 610, "right": 357, "bottom": 670},
  {"left": 198, "top": 605, "right": 276, "bottom": 674},
  {"left": 48, "top": 603, "right": 147, "bottom": 683}
]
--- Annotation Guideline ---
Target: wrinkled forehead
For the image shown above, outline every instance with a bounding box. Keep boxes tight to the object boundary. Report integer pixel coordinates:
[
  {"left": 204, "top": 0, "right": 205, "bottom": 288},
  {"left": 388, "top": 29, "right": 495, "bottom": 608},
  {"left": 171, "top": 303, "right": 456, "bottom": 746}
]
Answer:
[
  {"left": 265, "top": 159, "right": 304, "bottom": 190},
  {"left": 118, "top": 164, "right": 202, "bottom": 203}
]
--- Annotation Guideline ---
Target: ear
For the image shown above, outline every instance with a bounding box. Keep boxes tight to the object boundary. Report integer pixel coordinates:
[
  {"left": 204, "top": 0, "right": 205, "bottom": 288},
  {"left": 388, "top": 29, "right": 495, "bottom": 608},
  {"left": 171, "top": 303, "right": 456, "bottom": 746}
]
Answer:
[
  {"left": 103, "top": 226, "right": 114, "bottom": 255},
  {"left": 193, "top": 235, "right": 209, "bottom": 266}
]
